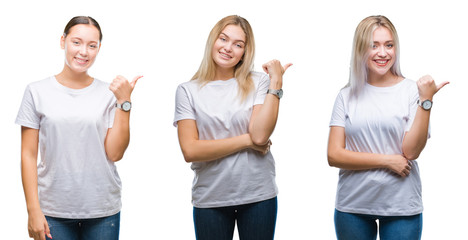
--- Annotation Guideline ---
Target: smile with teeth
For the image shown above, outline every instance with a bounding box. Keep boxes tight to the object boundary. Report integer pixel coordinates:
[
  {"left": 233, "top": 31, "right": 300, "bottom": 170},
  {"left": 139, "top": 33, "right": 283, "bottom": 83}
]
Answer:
[
  {"left": 74, "top": 57, "right": 88, "bottom": 64},
  {"left": 374, "top": 59, "right": 389, "bottom": 66},
  {"left": 219, "top": 52, "right": 232, "bottom": 59}
]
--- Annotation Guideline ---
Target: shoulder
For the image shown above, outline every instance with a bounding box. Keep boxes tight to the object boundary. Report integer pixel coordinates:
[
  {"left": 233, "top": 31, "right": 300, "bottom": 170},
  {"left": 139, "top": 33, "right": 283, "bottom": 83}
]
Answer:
[
  {"left": 24, "top": 76, "right": 55, "bottom": 94},
  {"left": 250, "top": 71, "right": 268, "bottom": 82}
]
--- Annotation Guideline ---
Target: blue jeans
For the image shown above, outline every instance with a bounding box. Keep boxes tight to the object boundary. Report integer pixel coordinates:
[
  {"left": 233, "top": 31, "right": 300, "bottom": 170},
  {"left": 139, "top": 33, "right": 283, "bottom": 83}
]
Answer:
[
  {"left": 45, "top": 212, "right": 120, "bottom": 240},
  {"left": 193, "top": 197, "right": 277, "bottom": 240},
  {"left": 334, "top": 209, "right": 422, "bottom": 240}
]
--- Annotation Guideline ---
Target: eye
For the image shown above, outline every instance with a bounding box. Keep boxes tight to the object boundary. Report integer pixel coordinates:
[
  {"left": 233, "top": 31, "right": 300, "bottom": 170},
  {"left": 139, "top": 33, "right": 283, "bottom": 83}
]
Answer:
[
  {"left": 90, "top": 44, "right": 97, "bottom": 48},
  {"left": 73, "top": 41, "right": 80, "bottom": 45},
  {"left": 386, "top": 44, "right": 394, "bottom": 48},
  {"left": 236, "top": 43, "right": 244, "bottom": 48},
  {"left": 220, "top": 37, "right": 226, "bottom": 42}
]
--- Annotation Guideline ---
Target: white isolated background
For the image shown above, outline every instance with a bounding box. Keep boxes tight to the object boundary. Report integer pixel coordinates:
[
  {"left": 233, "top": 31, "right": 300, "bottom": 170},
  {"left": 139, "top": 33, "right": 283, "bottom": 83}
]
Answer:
[{"left": 1, "top": 0, "right": 466, "bottom": 239}]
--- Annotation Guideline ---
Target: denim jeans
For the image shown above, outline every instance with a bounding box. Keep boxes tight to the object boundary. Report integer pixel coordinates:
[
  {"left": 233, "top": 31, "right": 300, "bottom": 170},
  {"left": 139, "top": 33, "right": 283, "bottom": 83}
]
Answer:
[
  {"left": 193, "top": 197, "right": 277, "bottom": 240},
  {"left": 334, "top": 209, "right": 422, "bottom": 240},
  {"left": 45, "top": 212, "right": 120, "bottom": 240}
]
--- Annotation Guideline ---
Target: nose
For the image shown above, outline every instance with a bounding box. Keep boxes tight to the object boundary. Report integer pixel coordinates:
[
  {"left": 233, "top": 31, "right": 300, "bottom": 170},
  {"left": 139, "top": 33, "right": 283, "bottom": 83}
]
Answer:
[
  {"left": 79, "top": 45, "right": 88, "bottom": 56},
  {"left": 223, "top": 42, "right": 233, "bottom": 53},
  {"left": 377, "top": 46, "right": 387, "bottom": 57}
]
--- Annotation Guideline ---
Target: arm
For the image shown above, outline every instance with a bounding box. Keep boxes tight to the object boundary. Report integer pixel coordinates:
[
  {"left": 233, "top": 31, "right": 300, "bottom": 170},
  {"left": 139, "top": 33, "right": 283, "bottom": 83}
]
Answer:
[
  {"left": 104, "top": 75, "right": 142, "bottom": 162},
  {"left": 177, "top": 119, "right": 269, "bottom": 162},
  {"left": 21, "top": 127, "right": 51, "bottom": 240},
  {"left": 249, "top": 60, "right": 292, "bottom": 145},
  {"left": 327, "top": 126, "right": 411, "bottom": 177},
  {"left": 402, "top": 75, "right": 449, "bottom": 160}
]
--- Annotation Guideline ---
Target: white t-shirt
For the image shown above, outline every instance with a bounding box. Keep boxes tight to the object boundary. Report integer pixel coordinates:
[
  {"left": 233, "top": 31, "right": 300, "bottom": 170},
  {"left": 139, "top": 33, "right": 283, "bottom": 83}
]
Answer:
[
  {"left": 330, "top": 79, "right": 427, "bottom": 216},
  {"left": 174, "top": 72, "right": 278, "bottom": 208},
  {"left": 16, "top": 76, "right": 121, "bottom": 219}
]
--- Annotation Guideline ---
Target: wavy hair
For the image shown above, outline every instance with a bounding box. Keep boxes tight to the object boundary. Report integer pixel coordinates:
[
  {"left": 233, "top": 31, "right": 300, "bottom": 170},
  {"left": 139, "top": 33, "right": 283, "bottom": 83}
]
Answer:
[
  {"left": 192, "top": 15, "right": 255, "bottom": 101},
  {"left": 347, "top": 15, "right": 403, "bottom": 98}
]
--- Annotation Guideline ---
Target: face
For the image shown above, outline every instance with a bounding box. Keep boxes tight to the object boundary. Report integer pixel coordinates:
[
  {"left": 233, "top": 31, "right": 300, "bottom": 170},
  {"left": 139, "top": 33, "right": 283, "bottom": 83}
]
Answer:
[
  {"left": 61, "top": 24, "right": 101, "bottom": 73},
  {"left": 367, "top": 26, "right": 396, "bottom": 78},
  {"left": 211, "top": 24, "right": 246, "bottom": 72}
]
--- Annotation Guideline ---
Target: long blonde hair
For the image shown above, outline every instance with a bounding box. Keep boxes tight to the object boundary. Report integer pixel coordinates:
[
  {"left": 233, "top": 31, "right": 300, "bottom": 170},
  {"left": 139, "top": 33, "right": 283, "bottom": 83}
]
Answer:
[
  {"left": 192, "top": 15, "right": 255, "bottom": 100},
  {"left": 347, "top": 15, "right": 403, "bottom": 98}
]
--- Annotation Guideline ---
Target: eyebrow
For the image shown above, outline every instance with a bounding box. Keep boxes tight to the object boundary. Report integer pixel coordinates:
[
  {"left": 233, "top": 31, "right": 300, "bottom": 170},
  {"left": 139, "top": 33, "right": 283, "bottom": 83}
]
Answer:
[
  {"left": 70, "top": 37, "right": 99, "bottom": 43},
  {"left": 220, "top": 32, "right": 246, "bottom": 44}
]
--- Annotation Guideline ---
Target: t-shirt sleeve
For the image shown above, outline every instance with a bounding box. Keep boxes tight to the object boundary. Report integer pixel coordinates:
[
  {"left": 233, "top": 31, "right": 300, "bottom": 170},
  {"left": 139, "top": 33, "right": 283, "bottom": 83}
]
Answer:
[
  {"left": 173, "top": 84, "right": 195, "bottom": 127},
  {"left": 253, "top": 73, "right": 270, "bottom": 106},
  {"left": 329, "top": 91, "right": 346, "bottom": 127},
  {"left": 15, "top": 85, "right": 40, "bottom": 129}
]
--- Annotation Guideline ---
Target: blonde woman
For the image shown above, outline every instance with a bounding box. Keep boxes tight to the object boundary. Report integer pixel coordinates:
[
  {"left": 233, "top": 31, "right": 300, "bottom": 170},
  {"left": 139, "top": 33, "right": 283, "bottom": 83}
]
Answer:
[
  {"left": 17, "top": 16, "right": 140, "bottom": 240},
  {"left": 327, "top": 15, "right": 448, "bottom": 239},
  {"left": 174, "top": 15, "right": 291, "bottom": 240}
]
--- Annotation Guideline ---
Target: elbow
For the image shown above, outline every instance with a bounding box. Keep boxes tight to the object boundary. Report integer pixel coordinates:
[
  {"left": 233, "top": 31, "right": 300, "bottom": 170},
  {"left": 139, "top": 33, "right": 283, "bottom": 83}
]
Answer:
[
  {"left": 107, "top": 153, "right": 124, "bottom": 162},
  {"left": 251, "top": 134, "right": 270, "bottom": 146},
  {"left": 181, "top": 148, "right": 197, "bottom": 163},
  {"left": 327, "top": 151, "right": 338, "bottom": 167},
  {"left": 403, "top": 152, "right": 420, "bottom": 161}
]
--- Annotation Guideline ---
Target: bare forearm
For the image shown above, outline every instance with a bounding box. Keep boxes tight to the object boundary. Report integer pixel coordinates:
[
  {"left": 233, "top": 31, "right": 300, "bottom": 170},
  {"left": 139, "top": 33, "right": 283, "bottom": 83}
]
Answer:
[
  {"left": 105, "top": 110, "right": 130, "bottom": 162},
  {"left": 180, "top": 133, "right": 252, "bottom": 162},
  {"left": 249, "top": 95, "right": 279, "bottom": 145},
  {"left": 22, "top": 157, "right": 40, "bottom": 212},
  {"left": 402, "top": 108, "right": 430, "bottom": 160},
  {"left": 328, "top": 147, "right": 389, "bottom": 170}
]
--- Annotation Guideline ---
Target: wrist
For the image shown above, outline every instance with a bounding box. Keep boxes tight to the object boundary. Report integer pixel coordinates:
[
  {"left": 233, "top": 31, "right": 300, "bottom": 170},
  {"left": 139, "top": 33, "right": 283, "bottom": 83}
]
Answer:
[{"left": 269, "top": 77, "right": 283, "bottom": 89}]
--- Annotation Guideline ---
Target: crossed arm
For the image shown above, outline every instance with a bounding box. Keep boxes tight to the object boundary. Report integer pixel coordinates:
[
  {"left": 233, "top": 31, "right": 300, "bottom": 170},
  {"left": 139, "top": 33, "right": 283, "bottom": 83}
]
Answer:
[{"left": 327, "top": 75, "right": 449, "bottom": 177}]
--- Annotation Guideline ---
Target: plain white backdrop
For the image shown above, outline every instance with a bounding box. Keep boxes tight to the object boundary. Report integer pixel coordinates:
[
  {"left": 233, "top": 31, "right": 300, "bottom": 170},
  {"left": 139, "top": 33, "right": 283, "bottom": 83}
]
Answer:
[{"left": 1, "top": 0, "right": 466, "bottom": 239}]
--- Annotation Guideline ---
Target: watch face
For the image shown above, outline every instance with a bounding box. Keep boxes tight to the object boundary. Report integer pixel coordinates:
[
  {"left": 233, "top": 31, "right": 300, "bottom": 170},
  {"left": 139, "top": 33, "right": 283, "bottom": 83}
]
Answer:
[
  {"left": 122, "top": 102, "right": 131, "bottom": 111},
  {"left": 278, "top": 89, "right": 283, "bottom": 98},
  {"left": 422, "top": 100, "right": 432, "bottom": 110}
]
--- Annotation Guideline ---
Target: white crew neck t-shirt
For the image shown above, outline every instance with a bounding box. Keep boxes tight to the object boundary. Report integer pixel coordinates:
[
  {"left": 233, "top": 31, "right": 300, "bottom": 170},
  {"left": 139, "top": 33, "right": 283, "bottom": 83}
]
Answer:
[
  {"left": 330, "top": 79, "right": 427, "bottom": 216},
  {"left": 174, "top": 72, "right": 278, "bottom": 208},
  {"left": 16, "top": 76, "right": 121, "bottom": 219}
]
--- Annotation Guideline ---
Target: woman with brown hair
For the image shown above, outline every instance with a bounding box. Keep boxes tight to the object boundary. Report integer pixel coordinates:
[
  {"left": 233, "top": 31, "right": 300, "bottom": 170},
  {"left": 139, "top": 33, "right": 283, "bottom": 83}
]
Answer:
[{"left": 16, "top": 16, "right": 140, "bottom": 240}]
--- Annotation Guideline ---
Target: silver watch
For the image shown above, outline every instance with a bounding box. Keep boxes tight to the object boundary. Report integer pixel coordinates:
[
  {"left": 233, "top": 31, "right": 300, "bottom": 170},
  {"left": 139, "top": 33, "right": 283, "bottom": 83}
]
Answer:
[
  {"left": 115, "top": 101, "right": 132, "bottom": 112},
  {"left": 267, "top": 89, "right": 283, "bottom": 99},
  {"left": 417, "top": 99, "right": 432, "bottom": 111}
]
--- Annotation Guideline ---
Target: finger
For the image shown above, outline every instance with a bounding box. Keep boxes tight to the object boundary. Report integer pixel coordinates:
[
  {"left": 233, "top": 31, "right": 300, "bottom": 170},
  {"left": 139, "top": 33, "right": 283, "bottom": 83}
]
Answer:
[
  {"left": 283, "top": 63, "right": 293, "bottom": 73},
  {"left": 262, "top": 64, "right": 269, "bottom": 74},
  {"left": 44, "top": 222, "right": 52, "bottom": 239},
  {"left": 436, "top": 81, "right": 450, "bottom": 92},
  {"left": 130, "top": 75, "right": 143, "bottom": 88}
]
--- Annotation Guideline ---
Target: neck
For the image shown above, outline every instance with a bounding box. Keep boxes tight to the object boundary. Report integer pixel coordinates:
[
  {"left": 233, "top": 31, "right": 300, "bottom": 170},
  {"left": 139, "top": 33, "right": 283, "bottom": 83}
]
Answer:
[
  {"left": 367, "top": 71, "right": 402, "bottom": 87},
  {"left": 214, "top": 67, "right": 235, "bottom": 80},
  {"left": 56, "top": 65, "right": 93, "bottom": 89}
]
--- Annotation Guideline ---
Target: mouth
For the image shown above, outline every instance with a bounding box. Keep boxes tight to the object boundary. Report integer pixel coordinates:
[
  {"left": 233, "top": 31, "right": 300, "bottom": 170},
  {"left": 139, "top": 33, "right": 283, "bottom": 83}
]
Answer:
[
  {"left": 74, "top": 57, "right": 89, "bottom": 65},
  {"left": 374, "top": 59, "right": 390, "bottom": 67},
  {"left": 219, "top": 52, "right": 232, "bottom": 60}
]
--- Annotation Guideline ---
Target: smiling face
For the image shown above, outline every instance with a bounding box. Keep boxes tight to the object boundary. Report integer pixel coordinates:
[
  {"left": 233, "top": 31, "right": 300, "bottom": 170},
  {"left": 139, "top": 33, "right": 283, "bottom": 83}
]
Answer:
[
  {"left": 367, "top": 26, "right": 396, "bottom": 80},
  {"left": 61, "top": 24, "right": 101, "bottom": 73},
  {"left": 211, "top": 24, "right": 246, "bottom": 74}
]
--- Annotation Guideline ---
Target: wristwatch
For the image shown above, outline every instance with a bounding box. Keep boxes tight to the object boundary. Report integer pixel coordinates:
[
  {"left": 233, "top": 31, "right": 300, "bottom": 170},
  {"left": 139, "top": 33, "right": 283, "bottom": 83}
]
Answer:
[
  {"left": 267, "top": 89, "right": 283, "bottom": 99},
  {"left": 115, "top": 101, "right": 132, "bottom": 112},
  {"left": 417, "top": 99, "right": 432, "bottom": 111}
]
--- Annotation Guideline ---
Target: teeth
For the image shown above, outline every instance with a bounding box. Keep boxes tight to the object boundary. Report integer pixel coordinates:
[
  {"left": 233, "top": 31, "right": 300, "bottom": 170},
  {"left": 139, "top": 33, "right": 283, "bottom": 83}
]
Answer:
[
  {"left": 375, "top": 60, "right": 387, "bottom": 64},
  {"left": 75, "top": 58, "right": 87, "bottom": 64},
  {"left": 220, "top": 52, "right": 232, "bottom": 58}
]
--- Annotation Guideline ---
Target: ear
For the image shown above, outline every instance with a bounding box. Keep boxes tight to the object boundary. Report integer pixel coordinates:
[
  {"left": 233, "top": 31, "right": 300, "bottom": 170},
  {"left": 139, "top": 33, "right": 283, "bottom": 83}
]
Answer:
[{"left": 60, "top": 35, "right": 65, "bottom": 49}]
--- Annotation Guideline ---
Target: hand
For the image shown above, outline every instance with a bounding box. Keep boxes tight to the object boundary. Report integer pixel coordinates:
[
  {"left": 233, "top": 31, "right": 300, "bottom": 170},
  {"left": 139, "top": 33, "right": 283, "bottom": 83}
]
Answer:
[
  {"left": 385, "top": 155, "right": 412, "bottom": 177},
  {"left": 28, "top": 209, "right": 51, "bottom": 240},
  {"left": 109, "top": 75, "right": 143, "bottom": 102},
  {"left": 262, "top": 60, "right": 292, "bottom": 89},
  {"left": 251, "top": 139, "right": 272, "bottom": 155},
  {"left": 417, "top": 75, "right": 449, "bottom": 100}
]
